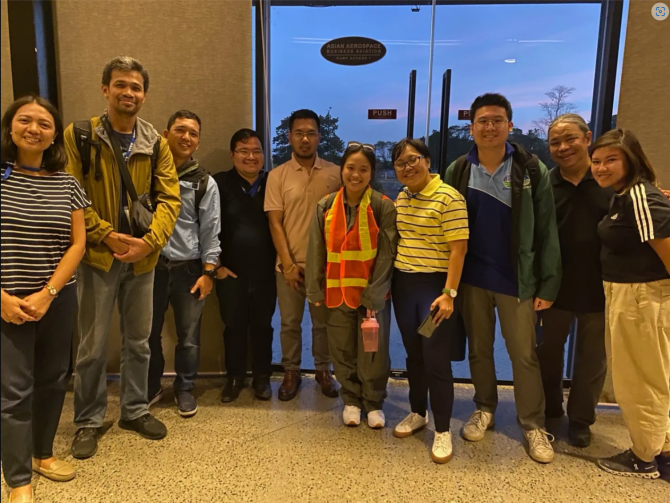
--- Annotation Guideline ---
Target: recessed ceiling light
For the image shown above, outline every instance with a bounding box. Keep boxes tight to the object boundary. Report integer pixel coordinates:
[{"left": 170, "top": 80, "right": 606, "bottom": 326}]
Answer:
[{"left": 504, "top": 59, "right": 517, "bottom": 64}]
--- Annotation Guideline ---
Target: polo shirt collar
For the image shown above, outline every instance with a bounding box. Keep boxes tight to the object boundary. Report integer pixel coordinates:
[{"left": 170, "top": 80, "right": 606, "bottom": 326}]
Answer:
[
  {"left": 466, "top": 142, "right": 515, "bottom": 166},
  {"left": 552, "top": 165, "right": 594, "bottom": 185},
  {"left": 290, "top": 153, "right": 324, "bottom": 170},
  {"left": 403, "top": 174, "right": 442, "bottom": 198}
]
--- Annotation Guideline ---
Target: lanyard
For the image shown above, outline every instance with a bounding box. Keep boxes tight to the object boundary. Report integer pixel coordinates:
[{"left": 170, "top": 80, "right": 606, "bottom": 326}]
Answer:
[
  {"left": 2, "top": 161, "right": 42, "bottom": 180},
  {"left": 122, "top": 127, "right": 137, "bottom": 164}
]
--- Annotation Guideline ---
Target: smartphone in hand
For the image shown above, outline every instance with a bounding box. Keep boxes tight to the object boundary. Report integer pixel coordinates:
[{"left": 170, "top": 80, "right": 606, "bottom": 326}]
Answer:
[
  {"left": 418, "top": 306, "right": 440, "bottom": 338},
  {"left": 191, "top": 284, "right": 201, "bottom": 300}
]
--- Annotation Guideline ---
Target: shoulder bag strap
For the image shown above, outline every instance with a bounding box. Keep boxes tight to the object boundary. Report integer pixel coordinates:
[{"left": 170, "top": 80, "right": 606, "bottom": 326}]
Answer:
[{"left": 101, "top": 115, "right": 139, "bottom": 203}]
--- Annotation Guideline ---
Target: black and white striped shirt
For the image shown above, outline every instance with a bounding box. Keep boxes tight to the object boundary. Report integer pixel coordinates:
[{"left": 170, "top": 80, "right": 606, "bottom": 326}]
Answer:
[
  {"left": 598, "top": 181, "right": 670, "bottom": 283},
  {"left": 1, "top": 167, "right": 90, "bottom": 296}
]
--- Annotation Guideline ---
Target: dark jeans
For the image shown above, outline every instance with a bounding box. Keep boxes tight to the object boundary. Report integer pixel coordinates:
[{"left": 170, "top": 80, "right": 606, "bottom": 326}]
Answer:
[
  {"left": 148, "top": 259, "right": 204, "bottom": 396},
  {"left": 536, "top": 307, "right": 606, "bottom": 426},
  {"left": 392, "top": 271, "right": 455, "bottom": 433},
  {"left": 216, "top": 276, "right": 276, "bottom": 379},
  {"left": 1, "top": 285, "right": 76, "bottom": 488}
]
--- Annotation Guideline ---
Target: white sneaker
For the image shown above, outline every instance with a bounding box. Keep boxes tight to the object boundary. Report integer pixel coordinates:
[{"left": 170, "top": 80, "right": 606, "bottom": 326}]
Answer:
[
  {"left": 393, "top": 412, "right": 428, "bottom": 438},
  {"left": 525, "top": 429, "right": 555, "bottom": 464},
  {"left": 367, "top": 410, "right": 385, "bottom": 429},
  {"left": 343, "top": 405, "right": 361, "bottom": 426},
  {"left": 431, "top": 431, "right": 453, "bottom": 464},
  {"left": 461, "top": 410, "right": 494, "bottom": 442}
]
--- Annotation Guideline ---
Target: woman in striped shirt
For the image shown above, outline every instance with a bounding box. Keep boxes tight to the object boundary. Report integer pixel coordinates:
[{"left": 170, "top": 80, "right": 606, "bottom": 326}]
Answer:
[
  {"left": 1, "top": 96, "right": 88, "bottom": 503},
  {"left": 390, "top": 138, "right": 469, "bottom": 465}
]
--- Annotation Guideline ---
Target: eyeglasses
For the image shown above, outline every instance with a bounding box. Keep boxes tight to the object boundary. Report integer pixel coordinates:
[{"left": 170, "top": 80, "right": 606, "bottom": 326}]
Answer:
[
  {"left": 393, "top": 155, "right": 425, "bottom": 172},
  {"left": 290, "top": 131, "right": 319, "bottom": 140},
  {"left": 346, "top": 141, "right": 375, "bottom": 152},
  {"left": 474, "top": 118, "right": 508, "bottom": 129},
  {"left": 234, "top": 149, "right": 264, "bottom": 157}
]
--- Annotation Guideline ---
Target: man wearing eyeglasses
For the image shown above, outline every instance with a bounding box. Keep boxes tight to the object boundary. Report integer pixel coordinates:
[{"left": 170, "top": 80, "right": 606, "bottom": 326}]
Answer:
[
  {"left": 445, "top": 93, "right": 561, "bottom": 464},
  {"left": 265, "top": 109, "right": 341, "bottom": 401},
  {"left": 214, "top": 129, "right": 277, "bottom": 402}
]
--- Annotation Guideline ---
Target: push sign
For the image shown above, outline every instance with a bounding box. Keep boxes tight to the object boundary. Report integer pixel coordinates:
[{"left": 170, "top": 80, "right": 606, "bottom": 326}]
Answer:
[
  {"left": 368, "top": 109, "right": 397, "bottom": 120},
  {"left": 458, "top": 110, "right": 471, "bottom": 120}
]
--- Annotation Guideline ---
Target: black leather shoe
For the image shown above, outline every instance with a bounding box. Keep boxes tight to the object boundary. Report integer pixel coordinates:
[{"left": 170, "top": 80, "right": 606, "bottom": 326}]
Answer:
[
  {"left": 568, "top": 421, "right": 591, "bottom": 448},
  {"left": 221, "top": 378, "right": 247, "bottom": 403},
  {"left": 118, "top": 414, "right": 167, "bottom": 440},
  {"left": 71, "top": 427, "right": 99, "bottom": 459},
  {"left": 253, "top": 377, "right": 272, "bottom": 401}
]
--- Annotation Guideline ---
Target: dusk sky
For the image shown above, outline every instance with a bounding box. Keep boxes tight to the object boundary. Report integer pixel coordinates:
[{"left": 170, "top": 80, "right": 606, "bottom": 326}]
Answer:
[{"left": 266, "top": 1, "right": 628, "bottom": 146}]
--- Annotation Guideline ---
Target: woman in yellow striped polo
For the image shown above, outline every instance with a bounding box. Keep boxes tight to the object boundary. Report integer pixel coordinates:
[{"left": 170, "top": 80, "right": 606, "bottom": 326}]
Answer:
[{"left": 390, "top": 138, "right": 469, "bottom": 464}]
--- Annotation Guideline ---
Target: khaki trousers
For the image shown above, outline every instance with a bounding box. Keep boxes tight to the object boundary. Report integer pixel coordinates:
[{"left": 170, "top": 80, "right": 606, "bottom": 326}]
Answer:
[{"left": 604, "top": 279, "right": 670, "bottom": 462}]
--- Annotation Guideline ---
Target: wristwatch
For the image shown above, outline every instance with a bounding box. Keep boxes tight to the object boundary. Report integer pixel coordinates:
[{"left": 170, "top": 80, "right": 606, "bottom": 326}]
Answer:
[
  {"left": 45, "top": 284, "right": 58, "bottom": 297},
  {"left": 442, "top": 288, "right": 458, "bottom": 299},
  {"left": 203, "top": 269, "right": 217, "bottom": 280}
]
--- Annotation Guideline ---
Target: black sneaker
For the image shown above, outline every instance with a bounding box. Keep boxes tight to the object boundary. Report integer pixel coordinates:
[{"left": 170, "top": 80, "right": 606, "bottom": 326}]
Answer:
[
  {"left": 118, "top": 414, "right": 167, "bottom": 440},
  {"left": 568, "top": 421, "right": 591, "bottom": 448},
  {"left": 656, "top": 453, "right": 670, "bottom": 477},
  {"left": 253, "top": 377, "right": 272, "bottom": 401},
  {"left": 148, "top": 386, "right": 164, "bottom": 408},
  {"left": 175, "top": 391, "right": 198, "bottom": 418},
  {"left": 221, "top": 378, "right": 247, "bottom": 403},
  {"left": 71, "top": 427, "right": 100, "bottom": 459},
  {"left": 597, "top": 449, "right": 660, "bottom": 479}
]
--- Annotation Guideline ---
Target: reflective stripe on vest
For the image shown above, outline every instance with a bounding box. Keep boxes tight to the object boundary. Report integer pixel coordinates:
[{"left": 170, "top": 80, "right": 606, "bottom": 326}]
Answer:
[{"left": 324, "top": 187, "right": 379, "bottom": 309}]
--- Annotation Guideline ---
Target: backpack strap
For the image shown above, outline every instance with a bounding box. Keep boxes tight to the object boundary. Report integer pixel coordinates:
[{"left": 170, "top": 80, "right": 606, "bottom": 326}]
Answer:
[
  {"left": 451, "top": 155, "right": 469, "bottom": 197},
  {"left": 73, "top": 120, "right": 99, "bottom": 179},
  {"left": 525, "top": 156, "right": 541, "bottom": 199},
  {"left": 369, "top": 189, "right": 385, "bottom": 224},
  {"left": 194, "top": 173, "right": 210, "bottom": 210}
]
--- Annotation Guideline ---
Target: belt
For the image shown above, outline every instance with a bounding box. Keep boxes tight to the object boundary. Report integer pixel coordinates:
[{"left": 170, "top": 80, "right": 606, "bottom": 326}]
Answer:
[{"left": 158, "top": 256, "right": 201, "bottom": 269}]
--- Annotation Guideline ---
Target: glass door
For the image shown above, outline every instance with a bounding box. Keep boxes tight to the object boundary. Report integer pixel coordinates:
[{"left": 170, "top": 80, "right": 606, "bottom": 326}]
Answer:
[{"left": 268, "top": 3, "right": 435, "bottom": 370}]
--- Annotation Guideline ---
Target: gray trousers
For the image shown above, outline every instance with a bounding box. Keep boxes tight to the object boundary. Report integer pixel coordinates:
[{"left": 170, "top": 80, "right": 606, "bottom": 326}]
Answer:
[
  {"left": 537, "top": 308, "right": 606, "bottom": 426},
  {"left": 74, "top": 261, "right": 155, "bottom": 428},
  {"left": 276, "top": 273, "right": 330, "bottom": 371},
  {"left": 326, "top": 301, "right": 391, "bottom": 412},
  {"left": 461, "top": 284, "right": 545, "bottom": 430}
]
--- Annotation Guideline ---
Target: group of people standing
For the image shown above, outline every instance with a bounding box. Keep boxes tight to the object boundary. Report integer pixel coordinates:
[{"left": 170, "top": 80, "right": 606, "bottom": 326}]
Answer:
[{"left": 1, "top": 56, "right": 669, "bottom": 503}]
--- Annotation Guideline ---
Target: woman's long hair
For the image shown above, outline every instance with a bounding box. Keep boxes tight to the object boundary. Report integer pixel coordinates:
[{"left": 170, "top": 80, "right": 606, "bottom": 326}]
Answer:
[
  {"left": 1, "top": 95, "right": 67, "bottom": 173},
  {"left": 589, "top": 128, "right": 657, "bottom": 193}
]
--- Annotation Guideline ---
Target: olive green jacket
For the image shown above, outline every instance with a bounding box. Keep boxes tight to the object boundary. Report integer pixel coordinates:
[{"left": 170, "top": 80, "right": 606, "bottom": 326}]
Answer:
[{"left": 64, "top": 115, "right": 181, "bottom": 275}]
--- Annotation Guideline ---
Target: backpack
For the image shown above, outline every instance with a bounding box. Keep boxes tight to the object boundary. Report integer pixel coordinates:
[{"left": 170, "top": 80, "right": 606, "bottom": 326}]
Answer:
[
  {"left": 73, "top": 120, "right": 161, "bottom": 182},
  {"left": 178, "top": 162, "right": 210, "bottom": 212},
  {"left": 449, "top": 145, "right": 542, "bottom": 198}
]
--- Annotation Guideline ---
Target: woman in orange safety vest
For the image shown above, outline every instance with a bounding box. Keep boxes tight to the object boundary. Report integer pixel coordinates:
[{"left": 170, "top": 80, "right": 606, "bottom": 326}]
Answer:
[{"left": 306, "top": 142, "right": 397, "bottom": 429}]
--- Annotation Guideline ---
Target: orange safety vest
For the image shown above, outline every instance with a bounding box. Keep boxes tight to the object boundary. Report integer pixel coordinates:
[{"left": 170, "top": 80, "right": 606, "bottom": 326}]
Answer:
[{"left": 324, "top": 187, "right": 380, "bottom": 309}]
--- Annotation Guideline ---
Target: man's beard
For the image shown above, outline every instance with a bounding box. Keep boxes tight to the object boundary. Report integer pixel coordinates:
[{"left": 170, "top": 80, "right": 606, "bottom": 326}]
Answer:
[
  {"left": 115, "top": 102, "right": 139, "bottom": 117},
  {"left": 293, "top": 150, "right": 316, "bottom": 160}
]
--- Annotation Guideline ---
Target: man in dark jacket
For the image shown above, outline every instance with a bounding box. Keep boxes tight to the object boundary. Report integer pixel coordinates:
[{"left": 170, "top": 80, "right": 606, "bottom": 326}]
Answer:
[
  {"left": 445, "top": 93, "right": 561, "bottom": 464},
  {"left": 215, "top": 129, "right": 277, "bottom": 402}
]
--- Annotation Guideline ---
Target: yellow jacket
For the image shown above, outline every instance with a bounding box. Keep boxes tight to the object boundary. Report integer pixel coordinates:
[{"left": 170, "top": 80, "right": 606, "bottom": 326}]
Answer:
[{"left": 64, "top": 115, "right": 181, "bottom": 275}]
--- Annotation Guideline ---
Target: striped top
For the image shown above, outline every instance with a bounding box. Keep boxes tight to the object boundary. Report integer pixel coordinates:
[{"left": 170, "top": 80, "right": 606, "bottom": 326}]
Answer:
[
  {"left": 394, "top": 174, "right": 469, "bottom": 273},
  {"left": 1, "top": 167, "right": 90, "bottom": 296}
]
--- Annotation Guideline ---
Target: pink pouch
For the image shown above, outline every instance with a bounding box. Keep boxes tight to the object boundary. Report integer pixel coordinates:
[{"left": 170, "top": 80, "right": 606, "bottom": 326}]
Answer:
[{"left": 361, "top": 315, "right": 380, "bottom": 353}]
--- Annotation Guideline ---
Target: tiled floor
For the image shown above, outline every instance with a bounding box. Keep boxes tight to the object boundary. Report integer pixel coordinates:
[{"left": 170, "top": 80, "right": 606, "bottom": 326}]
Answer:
[{"left": 2, "top": 378, "right": 667, "bottom": 503}]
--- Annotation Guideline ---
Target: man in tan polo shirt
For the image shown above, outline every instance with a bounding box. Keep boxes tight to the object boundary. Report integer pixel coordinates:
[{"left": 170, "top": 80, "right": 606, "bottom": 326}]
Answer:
[{"left": 265, "top": 109, "right": 341, "bottom": 401}]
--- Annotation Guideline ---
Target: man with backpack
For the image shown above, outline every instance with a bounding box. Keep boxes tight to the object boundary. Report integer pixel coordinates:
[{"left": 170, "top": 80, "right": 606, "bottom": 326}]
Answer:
[
  {"left": 444, "top": 93, "right": 561, "bottom": 464},
  {"left": 64, "top": 57, "right": 181, "bottom": 459},
  {"left": 146, "top": 110, "right": 220, "bottom": 417}
]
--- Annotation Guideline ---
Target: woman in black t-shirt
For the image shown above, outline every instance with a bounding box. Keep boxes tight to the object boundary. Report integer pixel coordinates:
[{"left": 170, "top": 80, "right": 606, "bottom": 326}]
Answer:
[
  {"left": 1, "top": 96, "right": 89, "bottom": 502},
  {"left": 589, "top": 129, "right": 670, "bottom": 480}
]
